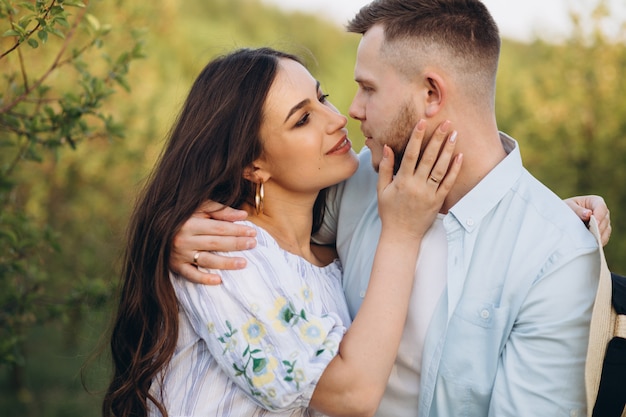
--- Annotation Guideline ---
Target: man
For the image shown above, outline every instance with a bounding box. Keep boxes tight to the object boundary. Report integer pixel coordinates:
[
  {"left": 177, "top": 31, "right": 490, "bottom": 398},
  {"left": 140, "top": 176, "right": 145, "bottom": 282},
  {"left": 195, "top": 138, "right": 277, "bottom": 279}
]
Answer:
[{"left": 170, "top": 1, "right": 611, "bottom": 415}]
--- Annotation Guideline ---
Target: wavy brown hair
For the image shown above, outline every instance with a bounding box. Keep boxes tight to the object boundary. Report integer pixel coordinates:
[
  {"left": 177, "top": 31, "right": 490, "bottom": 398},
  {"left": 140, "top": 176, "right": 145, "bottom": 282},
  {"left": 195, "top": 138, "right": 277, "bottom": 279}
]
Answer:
[{"left": 102, "top": 47, "right": 328, "bottom": 417}]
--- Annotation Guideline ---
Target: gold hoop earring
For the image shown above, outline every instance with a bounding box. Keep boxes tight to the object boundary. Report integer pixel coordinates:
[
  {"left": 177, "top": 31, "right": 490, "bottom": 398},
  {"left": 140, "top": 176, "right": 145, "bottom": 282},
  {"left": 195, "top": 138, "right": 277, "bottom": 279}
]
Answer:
[{"left": 255, "top": 182, "right": 265, "bottom": 214}]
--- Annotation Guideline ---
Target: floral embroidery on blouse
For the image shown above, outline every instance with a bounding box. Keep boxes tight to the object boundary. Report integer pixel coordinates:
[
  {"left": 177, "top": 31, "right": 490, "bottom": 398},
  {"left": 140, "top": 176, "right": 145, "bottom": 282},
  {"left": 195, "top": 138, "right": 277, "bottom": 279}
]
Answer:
[{"left": 211, "top": 295, "right": 335, "bottom": 405}]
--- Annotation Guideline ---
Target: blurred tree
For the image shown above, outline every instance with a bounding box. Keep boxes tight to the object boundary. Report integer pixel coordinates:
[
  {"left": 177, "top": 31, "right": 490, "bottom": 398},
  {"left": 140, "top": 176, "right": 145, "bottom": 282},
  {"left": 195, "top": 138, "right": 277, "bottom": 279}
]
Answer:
[
  {"left": 0, "top": 0, "right": 144, "bottom": 403},
  {"left": 2, "top": 0, "right": 624, "bottom": 415},
  {"left": 496, "top": 0, "right": 626, "bottom": 272}
]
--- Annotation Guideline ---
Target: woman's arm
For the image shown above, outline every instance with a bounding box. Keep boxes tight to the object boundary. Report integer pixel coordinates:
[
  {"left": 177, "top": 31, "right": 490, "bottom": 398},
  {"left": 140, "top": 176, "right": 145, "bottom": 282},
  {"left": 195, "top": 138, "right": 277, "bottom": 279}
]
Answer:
[
  {"left": 172, "top": 238, "right": 349, "bottom": 411},
  {"left": 310, "top": 120, "right": 462, "bottom": 417}
]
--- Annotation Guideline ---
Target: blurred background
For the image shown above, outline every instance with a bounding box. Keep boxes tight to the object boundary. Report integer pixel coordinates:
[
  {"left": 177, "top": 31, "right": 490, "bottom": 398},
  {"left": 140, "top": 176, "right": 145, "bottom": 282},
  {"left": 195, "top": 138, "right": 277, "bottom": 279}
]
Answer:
[{"left": 1, "top": 0, "right": 624, "bottom": 415}]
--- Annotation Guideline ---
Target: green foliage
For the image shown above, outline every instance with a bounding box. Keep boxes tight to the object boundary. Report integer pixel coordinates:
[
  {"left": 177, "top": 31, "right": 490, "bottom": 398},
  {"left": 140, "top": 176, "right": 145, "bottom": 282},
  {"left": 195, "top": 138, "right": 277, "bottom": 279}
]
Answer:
[
  {"left": 496, "top": 0, "right": 626, "bottom": 271},
  {"left": 0, "top": 0, "right": 625, "bottom": 416},
  {"left": 0, "top": 0, "right": 144, "bottom": 407}
]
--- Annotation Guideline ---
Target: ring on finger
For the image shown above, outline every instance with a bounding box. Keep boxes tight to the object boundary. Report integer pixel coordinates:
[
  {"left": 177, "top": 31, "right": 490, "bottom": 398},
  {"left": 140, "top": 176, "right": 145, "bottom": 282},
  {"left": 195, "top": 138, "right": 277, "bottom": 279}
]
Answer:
[
  {"left": 192, "top": 251, "right": 201, "bottom": 266},
  {"left": 429, "top": 175, "right": 441, "bottom": 184}
]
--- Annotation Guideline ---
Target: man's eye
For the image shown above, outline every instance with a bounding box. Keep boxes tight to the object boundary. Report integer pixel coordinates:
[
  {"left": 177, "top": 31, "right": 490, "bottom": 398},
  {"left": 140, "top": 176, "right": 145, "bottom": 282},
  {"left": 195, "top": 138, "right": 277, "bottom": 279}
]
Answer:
[{"left": 295, "top": 113, "right": 310, "bottom": 127}]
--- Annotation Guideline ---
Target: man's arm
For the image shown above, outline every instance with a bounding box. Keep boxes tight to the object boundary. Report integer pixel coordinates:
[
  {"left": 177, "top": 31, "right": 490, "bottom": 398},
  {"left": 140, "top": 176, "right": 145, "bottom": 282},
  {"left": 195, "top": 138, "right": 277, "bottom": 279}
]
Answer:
[
  {"left": 169, "top": 201, "right": 256, "bottom": 284},
  {"left": 169, "top": 195, "right": 612, "bottom": 284},
  {"left": 490, "top": 250, "right": 599, "bottom": 415}
]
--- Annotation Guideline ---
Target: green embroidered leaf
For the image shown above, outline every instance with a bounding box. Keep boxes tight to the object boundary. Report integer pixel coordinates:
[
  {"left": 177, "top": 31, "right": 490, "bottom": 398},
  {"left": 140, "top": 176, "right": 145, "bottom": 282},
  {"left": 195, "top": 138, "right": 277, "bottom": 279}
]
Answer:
[
  {"left": 316, "top": 349, "right": 325, "bottom": 356},
  {"left": 282, "top": 308, "right": 294, "bottom": 323},
  {"left": 252, "top": 357, "right": 267, "bottom": 373}
]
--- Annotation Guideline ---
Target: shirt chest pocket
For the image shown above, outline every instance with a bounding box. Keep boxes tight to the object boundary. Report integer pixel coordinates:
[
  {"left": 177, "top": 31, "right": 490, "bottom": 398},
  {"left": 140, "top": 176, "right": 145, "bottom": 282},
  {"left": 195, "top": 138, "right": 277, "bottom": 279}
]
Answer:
[{"left": 438, "top": 301, "right": 512, "bottom": 394}]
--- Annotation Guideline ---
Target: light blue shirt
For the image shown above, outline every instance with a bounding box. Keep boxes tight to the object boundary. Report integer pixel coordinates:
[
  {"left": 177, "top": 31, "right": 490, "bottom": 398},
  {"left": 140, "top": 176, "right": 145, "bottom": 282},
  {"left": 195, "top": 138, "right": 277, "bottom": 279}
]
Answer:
[{"left": 315, "top": 134, "right": 600, "bottom": 416}]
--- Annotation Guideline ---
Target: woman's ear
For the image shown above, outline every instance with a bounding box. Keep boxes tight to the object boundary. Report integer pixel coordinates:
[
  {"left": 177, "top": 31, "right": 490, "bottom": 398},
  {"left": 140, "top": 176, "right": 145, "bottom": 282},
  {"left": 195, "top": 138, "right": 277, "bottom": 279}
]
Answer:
[
  {"left": 243, "top": 160, "right": 270, "bottom": 183},
  {"left": 423, "top": 73, "right": 445, "bottom": 118}
]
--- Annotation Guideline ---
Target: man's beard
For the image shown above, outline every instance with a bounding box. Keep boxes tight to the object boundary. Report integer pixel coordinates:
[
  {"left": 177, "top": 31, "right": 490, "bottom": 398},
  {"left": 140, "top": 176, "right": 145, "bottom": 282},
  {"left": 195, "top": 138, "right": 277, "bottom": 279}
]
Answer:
[{"left": 385, "top": 101, "right": 419, "bottom": 174}]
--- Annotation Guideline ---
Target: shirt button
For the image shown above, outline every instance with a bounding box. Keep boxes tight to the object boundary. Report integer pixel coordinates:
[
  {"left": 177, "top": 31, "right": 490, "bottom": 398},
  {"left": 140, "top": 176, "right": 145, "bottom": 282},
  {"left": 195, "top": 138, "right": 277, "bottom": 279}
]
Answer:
[
  {"left": 480, "top": 309, "right": 490, "bottom": 319},
  {"left": 466, "top": 218, "right": 474, "bottom": 227},
  {"left": 360, "top": 290, "right": 366, "bottom": 298}
]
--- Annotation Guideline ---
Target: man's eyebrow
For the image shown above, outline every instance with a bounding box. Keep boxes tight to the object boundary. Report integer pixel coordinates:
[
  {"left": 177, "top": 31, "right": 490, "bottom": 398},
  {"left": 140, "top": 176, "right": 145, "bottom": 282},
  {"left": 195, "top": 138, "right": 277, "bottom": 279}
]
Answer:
[{"left": 284, "top": 81, "right": 321, "bottom": 123}]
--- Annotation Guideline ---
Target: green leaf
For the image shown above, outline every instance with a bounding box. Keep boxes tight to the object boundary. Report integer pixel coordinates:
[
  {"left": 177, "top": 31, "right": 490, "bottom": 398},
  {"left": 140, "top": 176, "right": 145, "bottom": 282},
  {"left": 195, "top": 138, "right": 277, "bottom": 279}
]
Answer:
[
  {"left": 20, "top": 3, "right": 36, "bottom": 12},
  {"left": 85, "top": 13, "right": 100, "bottom": 31},
  {"left": 252, "top": 357, "right": 267, "bottom": 373},
  {"left": 27, "top": 38, "right": 38, "bottom": 48},
  {"left": 49, "top": 27, "right": 65, "bottom": 39},
  {"left": 2, "top": 29, "right": 20, "bottom": 37},
  {"left": 63, "top": 0, "right": 86, "bottom": 7},
  {"left": 37, "top": 29, "right": 47, "bottom": 43}
]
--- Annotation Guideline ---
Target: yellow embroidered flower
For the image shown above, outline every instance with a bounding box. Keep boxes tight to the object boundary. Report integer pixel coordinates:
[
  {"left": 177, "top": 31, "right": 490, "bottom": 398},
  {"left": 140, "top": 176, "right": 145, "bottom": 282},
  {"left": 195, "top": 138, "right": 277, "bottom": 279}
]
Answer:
[
  {"left": 207, "top": 322, "right": 216, "bottom": 333},
  {"left": 251, "top": 356, "right": 278, "bottom": 387},
  {"left": 300, "top": 318, "right": 326, "bottom": 344},
  {"left": 269, "top": 297, "right": 291, "bottom": 332},
  {"left": 243, "top": 318, "right": 266, "bottom": 345}
]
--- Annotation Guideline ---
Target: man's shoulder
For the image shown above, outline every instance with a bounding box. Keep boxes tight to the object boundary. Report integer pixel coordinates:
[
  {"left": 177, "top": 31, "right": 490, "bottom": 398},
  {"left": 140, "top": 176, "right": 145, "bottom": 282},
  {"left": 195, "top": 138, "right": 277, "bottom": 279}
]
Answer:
[
  {"left": 513, "top": 171, "right": 598, "bottom": 249},
  {"left": 347, "top": 147, "right": 378, "bottom": 187}
]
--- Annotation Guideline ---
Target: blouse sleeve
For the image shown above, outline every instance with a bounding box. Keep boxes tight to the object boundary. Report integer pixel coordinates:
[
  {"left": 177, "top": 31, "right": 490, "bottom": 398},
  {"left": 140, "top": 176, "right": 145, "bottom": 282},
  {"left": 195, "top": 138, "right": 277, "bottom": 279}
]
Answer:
[{"left": 170, "top": 240, "right": 347, "bottom": 411}]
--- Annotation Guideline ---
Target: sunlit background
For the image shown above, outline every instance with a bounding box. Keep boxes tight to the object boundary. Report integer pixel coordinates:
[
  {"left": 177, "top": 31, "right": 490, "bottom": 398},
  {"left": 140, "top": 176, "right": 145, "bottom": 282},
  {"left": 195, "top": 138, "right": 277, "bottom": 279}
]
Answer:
[
  {"left": 263, "top": 0, "right": 626, "bottom": 41},
  {"left": 1, "top": 1, "right": 625, "bottom": 415}
]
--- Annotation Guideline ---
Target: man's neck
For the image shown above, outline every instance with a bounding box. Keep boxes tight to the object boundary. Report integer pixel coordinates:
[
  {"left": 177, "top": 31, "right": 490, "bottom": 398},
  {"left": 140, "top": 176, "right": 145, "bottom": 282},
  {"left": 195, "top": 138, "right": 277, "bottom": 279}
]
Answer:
[{"left": 441, "top": 128, "right": 506, "bottom": 213}]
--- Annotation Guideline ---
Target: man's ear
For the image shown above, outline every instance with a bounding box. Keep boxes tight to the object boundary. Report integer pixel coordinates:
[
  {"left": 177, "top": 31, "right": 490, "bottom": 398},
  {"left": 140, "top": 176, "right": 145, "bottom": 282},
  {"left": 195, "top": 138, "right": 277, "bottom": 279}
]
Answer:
[{"left": 423, "top": 73, "right": 445, "bottom": 118}]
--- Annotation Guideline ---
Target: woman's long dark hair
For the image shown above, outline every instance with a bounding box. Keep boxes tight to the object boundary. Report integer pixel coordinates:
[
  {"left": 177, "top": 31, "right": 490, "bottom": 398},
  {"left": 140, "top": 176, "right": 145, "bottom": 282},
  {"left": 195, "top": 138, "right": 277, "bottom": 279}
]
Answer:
[{"left": 102, "top": 47, "right": 328, "bottom": 417}]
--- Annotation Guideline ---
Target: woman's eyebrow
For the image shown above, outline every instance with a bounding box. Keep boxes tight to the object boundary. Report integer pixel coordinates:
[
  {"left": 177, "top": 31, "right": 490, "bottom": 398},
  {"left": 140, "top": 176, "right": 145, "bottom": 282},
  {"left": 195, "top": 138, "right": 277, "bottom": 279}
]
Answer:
[{"left": 284, "top": 81, "right": 321, "bottom": 123}]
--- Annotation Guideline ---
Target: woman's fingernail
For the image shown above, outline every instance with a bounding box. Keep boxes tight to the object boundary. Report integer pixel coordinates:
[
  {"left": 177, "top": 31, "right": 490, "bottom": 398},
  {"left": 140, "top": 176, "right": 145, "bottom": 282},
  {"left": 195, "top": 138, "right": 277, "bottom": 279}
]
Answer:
[{"left": 449, "top": 131, "right": 458, "bottom": 143}]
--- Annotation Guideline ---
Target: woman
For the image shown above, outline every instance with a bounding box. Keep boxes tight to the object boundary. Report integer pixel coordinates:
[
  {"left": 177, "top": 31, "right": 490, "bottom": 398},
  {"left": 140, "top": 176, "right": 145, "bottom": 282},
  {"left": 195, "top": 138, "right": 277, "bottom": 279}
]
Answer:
[{"left": 102, "top": 47, "right": 461, "bottom": 417}]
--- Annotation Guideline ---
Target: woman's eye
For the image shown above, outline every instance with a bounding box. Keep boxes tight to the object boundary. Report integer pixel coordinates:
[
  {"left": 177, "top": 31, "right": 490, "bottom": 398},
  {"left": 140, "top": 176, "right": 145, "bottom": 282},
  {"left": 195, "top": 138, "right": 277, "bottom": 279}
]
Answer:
[
  {"left": 319, "top": 93, "right": 329, "bottom": 103},
  {"left": 295, "top": 113, "right": 310, "bottom": 127}
]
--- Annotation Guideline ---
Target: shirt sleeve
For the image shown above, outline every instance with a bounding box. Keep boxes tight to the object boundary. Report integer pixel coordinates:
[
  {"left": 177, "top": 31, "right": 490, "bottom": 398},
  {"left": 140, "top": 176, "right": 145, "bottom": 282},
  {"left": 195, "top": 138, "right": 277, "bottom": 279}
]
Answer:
[
  {"left": 311, "top": 182, "right": 343, "bottom": 246},
  {"left": 489, "top": 249, "right": 600, "bottom": 416},
  {"left": 171, "top": 242, "right": 347, "bottom": 411}
]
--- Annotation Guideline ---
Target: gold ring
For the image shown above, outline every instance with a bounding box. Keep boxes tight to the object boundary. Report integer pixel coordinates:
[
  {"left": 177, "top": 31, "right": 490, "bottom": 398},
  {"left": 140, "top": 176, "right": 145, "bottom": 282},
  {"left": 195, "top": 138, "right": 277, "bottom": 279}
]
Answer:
[
  {"left": 429, "top": 175, "right": 441, "bottom": 184},
  {"left": 192, "top": 251, "right": 201, "bottom": 266}
]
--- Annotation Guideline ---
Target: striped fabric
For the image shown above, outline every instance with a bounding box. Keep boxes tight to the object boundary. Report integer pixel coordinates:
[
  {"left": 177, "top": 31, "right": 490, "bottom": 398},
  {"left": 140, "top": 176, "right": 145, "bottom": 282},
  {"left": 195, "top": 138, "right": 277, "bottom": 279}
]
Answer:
[{"left": 149, "top": 222, "right": 352, "bottom": 417}]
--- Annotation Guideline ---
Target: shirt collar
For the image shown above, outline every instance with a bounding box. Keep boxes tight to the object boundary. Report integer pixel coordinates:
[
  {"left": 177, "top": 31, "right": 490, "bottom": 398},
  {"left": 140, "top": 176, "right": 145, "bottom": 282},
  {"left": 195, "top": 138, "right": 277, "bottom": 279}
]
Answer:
[{"left": 447, "top": 133, "right": 523, "bottom": 232}]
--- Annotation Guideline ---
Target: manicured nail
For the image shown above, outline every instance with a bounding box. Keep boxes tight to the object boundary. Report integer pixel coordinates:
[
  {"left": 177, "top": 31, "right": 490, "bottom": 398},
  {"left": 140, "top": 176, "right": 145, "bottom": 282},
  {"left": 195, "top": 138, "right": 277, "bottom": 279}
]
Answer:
[
  {"left": 449, "top": 131, "right": 458, "bottom": 143},
  {"left": 234, "top": 259, "right": 247, "bottom": 268},
  {"left": 245, "top": 238, "right": 256, "bottom": 249},
  {"left": 440, "top": 120, "right": 451, "bottom": 133},
  {"left": 417, "top": 119, "right": 426, "bottom": 130}
]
